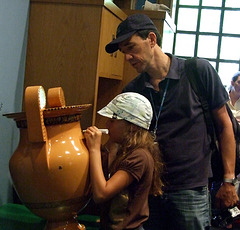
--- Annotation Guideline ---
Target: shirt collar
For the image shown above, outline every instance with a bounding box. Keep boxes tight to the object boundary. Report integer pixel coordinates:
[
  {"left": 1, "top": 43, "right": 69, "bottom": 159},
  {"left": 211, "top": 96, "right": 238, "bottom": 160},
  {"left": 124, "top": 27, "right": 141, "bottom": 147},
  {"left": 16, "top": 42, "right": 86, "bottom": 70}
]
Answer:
[{"left": 164, "top": 53, "right": 180, "bottom": 80}]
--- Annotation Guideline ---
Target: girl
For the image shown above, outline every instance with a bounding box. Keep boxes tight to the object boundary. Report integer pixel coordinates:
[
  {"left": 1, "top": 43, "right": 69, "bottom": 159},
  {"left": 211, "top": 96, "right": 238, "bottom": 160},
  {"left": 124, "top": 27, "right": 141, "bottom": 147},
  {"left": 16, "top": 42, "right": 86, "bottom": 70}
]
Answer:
[{"left": 84, "top": 92, "right": 164, "bottom": 230}]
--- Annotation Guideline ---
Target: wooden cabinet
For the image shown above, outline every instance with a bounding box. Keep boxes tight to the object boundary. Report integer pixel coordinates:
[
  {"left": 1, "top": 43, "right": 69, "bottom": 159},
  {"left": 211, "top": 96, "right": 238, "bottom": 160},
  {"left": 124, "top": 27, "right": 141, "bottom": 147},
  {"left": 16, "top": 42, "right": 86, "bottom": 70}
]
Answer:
[
  {"left": 23, "top": 0, "right": 175, "bottom": 134},
  {"left": 98, "top": 8, "right": 125, "bottom": 80},
  {"left": 23, "top": 0, "right": 127, "bottom": 130}
]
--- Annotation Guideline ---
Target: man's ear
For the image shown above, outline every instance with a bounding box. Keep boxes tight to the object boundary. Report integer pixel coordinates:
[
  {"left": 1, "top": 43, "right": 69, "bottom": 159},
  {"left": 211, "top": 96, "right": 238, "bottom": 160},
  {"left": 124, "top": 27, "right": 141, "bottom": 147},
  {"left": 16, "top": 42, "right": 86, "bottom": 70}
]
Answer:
[{"left": 148, "top": 32, "right": 157, "bottom": 48}]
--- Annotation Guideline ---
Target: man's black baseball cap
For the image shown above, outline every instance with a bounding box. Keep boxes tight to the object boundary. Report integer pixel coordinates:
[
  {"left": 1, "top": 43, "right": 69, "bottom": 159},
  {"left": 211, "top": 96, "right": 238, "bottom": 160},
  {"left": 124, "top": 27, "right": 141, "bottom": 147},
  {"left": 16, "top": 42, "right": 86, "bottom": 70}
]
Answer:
[{"left": 105, "top": 14, "right": 157, "bottom": 54}]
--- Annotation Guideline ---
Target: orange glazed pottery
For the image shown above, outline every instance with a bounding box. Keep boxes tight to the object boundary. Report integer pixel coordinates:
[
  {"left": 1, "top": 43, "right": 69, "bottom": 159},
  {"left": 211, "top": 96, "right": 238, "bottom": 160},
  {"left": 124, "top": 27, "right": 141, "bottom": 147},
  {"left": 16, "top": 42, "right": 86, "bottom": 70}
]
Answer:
[{"left": 4, "top": 86, "right": 91, "bottom": 230}]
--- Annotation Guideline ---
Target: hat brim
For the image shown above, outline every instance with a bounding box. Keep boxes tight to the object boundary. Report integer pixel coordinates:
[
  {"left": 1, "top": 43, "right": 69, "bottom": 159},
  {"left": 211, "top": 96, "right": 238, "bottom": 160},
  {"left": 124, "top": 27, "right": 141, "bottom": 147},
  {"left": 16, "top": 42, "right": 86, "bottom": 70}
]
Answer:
[
  {"left": 97, "top": 106, "right": 123, "bottom": 120},
  {"left": 105, "top": 31, "right": 136, "bottom": 53}
]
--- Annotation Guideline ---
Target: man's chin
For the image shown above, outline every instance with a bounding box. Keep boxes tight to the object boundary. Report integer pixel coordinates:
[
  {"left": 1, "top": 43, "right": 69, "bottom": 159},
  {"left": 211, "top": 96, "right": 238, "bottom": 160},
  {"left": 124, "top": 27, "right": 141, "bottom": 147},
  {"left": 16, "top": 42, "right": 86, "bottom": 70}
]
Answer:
[{"left": 132, "top": 65, "right": 143, "bottom": 73}]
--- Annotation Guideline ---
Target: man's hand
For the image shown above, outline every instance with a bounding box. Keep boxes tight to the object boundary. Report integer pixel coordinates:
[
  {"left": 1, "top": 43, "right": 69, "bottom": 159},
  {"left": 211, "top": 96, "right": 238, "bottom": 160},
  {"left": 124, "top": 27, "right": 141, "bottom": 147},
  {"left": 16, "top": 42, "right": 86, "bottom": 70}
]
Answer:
[{"left": 215, "top": 182, "right": 239, "bottom": 209}]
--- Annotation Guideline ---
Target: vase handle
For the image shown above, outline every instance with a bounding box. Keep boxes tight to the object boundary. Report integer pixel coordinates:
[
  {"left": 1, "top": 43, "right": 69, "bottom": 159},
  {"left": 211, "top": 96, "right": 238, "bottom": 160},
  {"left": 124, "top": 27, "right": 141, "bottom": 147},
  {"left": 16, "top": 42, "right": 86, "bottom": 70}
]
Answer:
[
  {"left": 25, "top": 86, "right": 47, "bottom": 143},
  {"left": 47, "top": 87, "right": 66, "bottom": 107}
]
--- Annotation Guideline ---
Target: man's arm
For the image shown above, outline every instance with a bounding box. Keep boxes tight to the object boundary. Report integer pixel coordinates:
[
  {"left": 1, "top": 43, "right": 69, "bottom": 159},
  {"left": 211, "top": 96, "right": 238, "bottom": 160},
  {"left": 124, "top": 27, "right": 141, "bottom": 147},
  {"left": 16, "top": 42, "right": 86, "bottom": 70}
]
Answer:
[{"left": 212, "top": 104, "right": 239, "bottom": 209}]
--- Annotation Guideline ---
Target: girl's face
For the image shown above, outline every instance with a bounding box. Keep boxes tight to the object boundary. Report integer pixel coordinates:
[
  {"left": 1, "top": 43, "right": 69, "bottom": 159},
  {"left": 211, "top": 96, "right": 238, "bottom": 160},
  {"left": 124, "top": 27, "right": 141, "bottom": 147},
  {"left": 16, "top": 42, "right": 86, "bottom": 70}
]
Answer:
[{"left": 106, "top": 118, "right": 128, "bottom": 144}]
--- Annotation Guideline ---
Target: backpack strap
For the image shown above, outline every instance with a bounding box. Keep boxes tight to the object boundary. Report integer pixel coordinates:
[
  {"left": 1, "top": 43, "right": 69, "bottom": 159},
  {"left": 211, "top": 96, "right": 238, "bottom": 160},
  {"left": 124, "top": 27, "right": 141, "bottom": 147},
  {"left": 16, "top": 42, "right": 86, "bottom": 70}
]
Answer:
[
  {"left": 184, "top": 58, "right": 217, "bottom": 144},
  {"left": 185, "top": 58, "right": 240, "bottom": 178}
]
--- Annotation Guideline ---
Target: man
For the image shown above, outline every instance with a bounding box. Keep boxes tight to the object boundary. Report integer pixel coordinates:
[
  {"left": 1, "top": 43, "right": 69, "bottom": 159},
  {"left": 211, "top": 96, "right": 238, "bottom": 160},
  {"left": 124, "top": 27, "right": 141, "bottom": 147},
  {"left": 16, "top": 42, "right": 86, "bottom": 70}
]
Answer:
[{"left": 105, "top": 14, "right": 239, "bottom": 230}]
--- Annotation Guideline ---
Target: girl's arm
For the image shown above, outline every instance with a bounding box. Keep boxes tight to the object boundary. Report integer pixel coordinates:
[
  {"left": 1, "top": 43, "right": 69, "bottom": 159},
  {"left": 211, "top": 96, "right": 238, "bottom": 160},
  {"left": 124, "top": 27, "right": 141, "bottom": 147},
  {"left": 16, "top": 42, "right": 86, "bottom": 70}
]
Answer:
[{"left": 84, "top": 126, "right": 134, "bottom": 203}]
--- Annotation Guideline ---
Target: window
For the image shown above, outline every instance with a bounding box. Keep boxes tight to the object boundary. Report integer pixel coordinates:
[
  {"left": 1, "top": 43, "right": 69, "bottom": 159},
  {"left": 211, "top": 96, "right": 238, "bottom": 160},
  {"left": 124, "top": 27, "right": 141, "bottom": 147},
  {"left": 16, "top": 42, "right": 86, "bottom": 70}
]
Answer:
[{"left": 173, "top": 0, "right": 240, "bottom": 89}]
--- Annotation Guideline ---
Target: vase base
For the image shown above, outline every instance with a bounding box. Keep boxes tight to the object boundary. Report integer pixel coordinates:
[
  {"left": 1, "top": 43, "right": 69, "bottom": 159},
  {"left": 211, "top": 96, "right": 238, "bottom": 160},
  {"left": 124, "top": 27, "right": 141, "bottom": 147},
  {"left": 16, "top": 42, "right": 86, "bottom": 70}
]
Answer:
[{"left": 44, "top": 217, "right": 85, "bottom": 230}]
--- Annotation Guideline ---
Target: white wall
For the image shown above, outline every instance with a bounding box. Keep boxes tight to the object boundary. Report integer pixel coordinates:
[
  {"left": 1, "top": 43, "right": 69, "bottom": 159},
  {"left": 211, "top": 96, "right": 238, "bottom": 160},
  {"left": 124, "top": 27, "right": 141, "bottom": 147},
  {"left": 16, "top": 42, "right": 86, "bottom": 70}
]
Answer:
[{"left": 0, "top": 0, "right": 29, "bottom": 205}]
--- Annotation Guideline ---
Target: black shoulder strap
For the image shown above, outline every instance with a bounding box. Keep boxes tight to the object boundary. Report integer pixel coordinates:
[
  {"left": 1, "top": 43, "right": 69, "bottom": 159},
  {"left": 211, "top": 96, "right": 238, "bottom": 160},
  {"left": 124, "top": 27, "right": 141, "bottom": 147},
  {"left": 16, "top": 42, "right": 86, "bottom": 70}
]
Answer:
[
  {"left": 185, "top": 58, "right": 240, "bottom": 177},
  {"left": 184, "top": 58, "right": 217, "bottom": 143}
]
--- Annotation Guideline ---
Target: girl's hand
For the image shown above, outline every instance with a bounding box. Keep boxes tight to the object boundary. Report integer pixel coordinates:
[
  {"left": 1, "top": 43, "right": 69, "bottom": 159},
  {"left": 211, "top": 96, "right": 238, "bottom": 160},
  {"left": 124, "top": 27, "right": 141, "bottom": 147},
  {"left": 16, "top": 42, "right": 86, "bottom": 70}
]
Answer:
[{"left": 84, "top": 126, "right": 102, "bottom": 153}]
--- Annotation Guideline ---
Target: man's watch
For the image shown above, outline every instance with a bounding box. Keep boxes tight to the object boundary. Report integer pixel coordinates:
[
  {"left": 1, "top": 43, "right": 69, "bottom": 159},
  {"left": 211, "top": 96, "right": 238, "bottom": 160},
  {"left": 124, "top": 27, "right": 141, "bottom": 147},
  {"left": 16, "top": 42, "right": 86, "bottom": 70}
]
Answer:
[{"left": 223, "top": 177, "right": 238, "bottom": 186}]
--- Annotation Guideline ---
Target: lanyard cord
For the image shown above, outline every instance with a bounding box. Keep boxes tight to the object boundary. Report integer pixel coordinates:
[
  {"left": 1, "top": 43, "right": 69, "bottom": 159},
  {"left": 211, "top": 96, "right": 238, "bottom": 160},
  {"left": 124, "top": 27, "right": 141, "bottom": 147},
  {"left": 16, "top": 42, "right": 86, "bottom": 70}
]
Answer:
[{"left": 149, "top": 78, "right": 170, "bottom": 137}]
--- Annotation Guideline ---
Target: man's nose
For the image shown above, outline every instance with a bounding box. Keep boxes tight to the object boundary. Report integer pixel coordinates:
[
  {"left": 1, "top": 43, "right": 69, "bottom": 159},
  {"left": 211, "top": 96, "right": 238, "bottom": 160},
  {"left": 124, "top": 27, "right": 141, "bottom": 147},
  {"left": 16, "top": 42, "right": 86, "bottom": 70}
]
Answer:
[{"left": 125, "top": 53, "right": 133, "bottom": 61}]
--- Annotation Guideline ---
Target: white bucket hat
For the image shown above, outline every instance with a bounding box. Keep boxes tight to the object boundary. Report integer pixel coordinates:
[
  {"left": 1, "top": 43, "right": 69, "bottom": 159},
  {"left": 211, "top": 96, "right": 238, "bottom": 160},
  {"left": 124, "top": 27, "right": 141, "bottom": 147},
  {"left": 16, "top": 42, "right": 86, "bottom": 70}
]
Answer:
[{"left": 97, "top": 92, "right": 153, "bottom": 130}]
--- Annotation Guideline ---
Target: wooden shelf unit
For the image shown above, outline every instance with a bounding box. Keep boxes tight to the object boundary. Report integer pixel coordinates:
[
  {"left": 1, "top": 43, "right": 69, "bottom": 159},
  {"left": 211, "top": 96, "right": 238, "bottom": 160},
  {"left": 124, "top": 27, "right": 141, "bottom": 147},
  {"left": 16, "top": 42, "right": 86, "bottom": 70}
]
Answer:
[
  {"left": 24, "top": 0, "right": 127, "bottom": 130},
  {"left": 23, "top": 1, "right": 175, "bottom": 134}
]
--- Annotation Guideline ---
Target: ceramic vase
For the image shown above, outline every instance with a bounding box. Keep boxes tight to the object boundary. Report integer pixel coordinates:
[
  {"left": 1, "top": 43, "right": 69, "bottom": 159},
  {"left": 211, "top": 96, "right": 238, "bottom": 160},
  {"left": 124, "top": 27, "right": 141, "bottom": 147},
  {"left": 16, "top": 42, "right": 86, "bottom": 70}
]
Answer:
[{"left": 4, "top": 86, "right": 92, "bottom": 230}]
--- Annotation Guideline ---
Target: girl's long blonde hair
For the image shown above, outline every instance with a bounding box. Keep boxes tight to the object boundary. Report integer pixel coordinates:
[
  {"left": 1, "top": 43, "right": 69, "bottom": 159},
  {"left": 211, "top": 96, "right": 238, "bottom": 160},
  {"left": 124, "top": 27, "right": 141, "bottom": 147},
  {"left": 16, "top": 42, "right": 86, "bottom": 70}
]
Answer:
[{"left": 110, "top": 121, "right": 164, "bottom": 196}]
